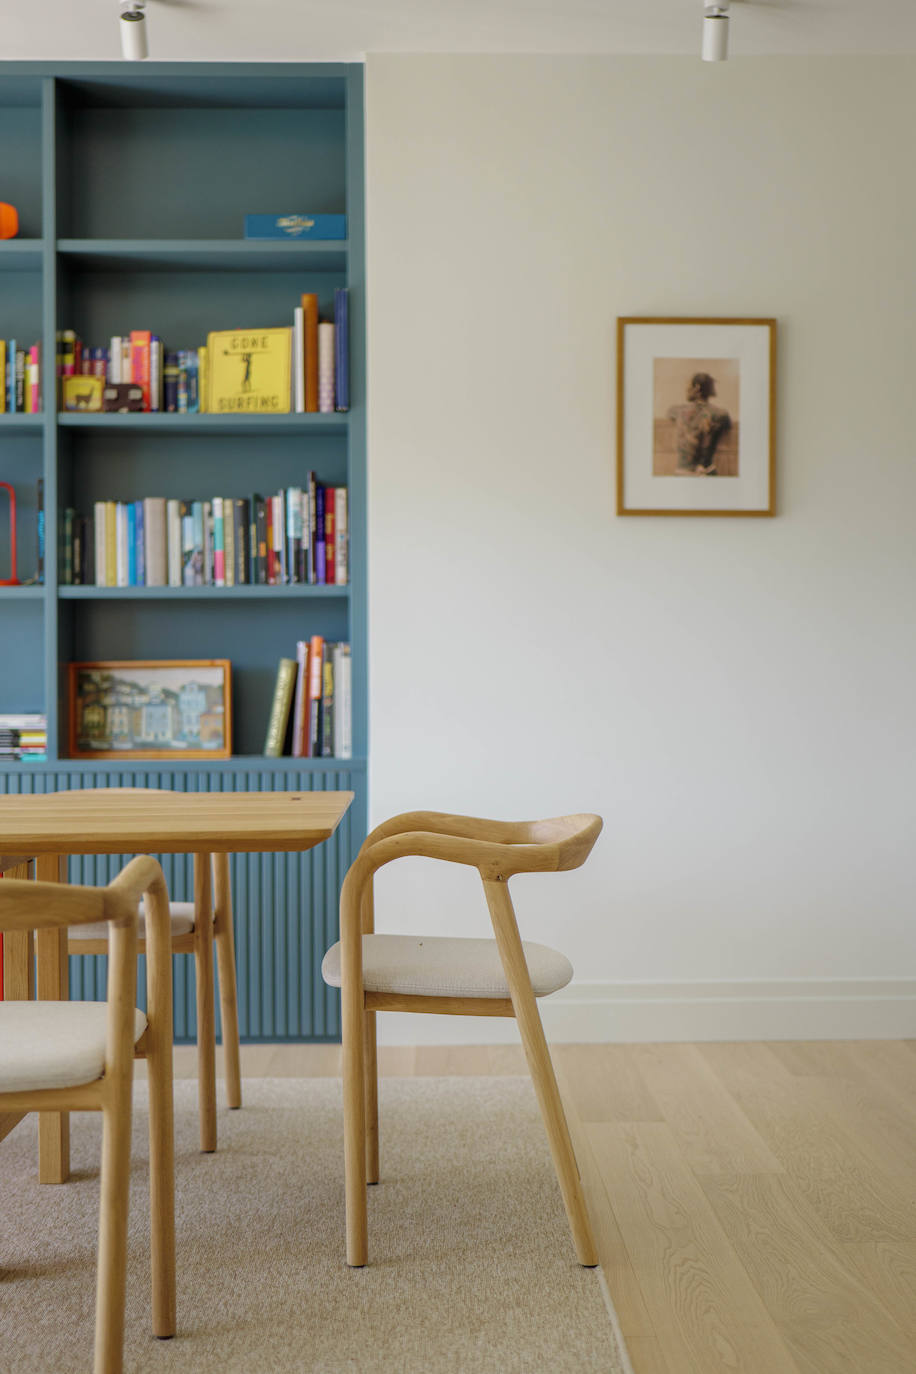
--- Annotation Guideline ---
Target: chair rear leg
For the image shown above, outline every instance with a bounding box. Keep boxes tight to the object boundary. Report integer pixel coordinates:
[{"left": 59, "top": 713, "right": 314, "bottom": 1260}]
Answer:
[
  {"left": 147, "top": 1035, "right": 177, "bottom": 1338},
  {"left": 343, "top": 979, "right": 368, "bottom": 1265},
  {"left": 94, "top": 1096, "right": 132, "bottom": 1374},
  {"left": 213, "top": 853, "right": 242, "bottom": 1111}
]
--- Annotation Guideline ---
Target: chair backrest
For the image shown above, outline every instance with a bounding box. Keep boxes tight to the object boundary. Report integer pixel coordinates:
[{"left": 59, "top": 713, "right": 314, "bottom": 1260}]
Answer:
[{"left": 358, "top": 810, "right": 603, "bottom": 880}]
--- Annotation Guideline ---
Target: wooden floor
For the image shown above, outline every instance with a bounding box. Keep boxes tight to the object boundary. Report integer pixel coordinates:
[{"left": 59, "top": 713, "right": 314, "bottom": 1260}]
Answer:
[{"left": 172, "top": 1040, "right": 916, "bottom": 1374}]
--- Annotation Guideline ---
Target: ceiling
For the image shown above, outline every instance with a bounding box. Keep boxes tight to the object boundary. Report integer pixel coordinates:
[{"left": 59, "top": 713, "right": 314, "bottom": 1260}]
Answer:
[{"left": 6, "top": 0, "right": 916, "bottom": 63}]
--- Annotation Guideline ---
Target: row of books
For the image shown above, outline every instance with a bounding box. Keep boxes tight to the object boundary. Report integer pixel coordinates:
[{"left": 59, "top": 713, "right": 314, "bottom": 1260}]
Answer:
[
  {"left": 1, "top": 341, "right": 41, "bottom": 413},
  {"left": 57, "top": 287, "right": 349, "bottom": 416},
  {"left": 62, "top": 481, "right": 348, "bottom": 588},
  {"left": 0, "top": 713, "right": 47, "bottom": 761},
  {"left": 264, "top": 638, "right": 352, "bottom": 759}
]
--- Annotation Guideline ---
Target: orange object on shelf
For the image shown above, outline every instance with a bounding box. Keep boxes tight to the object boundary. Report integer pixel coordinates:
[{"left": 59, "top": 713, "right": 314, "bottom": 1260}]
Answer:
[{"left": 0, "top": 202, "right": 19, "bottom": 238}]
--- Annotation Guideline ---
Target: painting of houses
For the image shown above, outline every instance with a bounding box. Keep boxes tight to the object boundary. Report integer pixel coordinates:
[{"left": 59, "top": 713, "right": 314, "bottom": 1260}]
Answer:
[{"left": 69, "top": 661, "right": 231, "bottom": 760}]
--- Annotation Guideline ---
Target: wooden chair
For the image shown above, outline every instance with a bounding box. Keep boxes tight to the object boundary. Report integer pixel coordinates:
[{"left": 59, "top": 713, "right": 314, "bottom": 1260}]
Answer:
[
  {"left": 321, "top": 810, "right": 602, "bottom": 1269},
  {"left": 0, "top": 855, "right": 176, "bottom": 1374},
  {"left": 60, "top": 788, "right": 242, "bottom": 1153}
]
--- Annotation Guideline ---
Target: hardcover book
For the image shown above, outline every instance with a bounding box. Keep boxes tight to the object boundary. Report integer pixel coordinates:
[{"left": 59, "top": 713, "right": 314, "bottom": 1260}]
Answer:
[
  {"left": 207, "top": 327, "right": 292, "bottom": 414},
  {"left": 263, "top": 657, "right": 297, "bottom": 757}
]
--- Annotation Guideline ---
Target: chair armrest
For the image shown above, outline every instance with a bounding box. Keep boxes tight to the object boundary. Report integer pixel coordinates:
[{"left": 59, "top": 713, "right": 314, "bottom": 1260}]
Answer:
[{"left": 360, "top": 811, "right": 533, "bottom": 854}]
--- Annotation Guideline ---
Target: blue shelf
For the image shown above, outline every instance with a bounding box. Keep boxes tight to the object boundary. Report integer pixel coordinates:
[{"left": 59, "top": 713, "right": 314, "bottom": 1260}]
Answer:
[
  {"left": 57, "top": 411, "right": 349, "bottom": 435},
  {"left": 0, "top": 755, "right": 366, "bottom": 773},
  {"left": 57, "top": 239, "right": 347, "bottom": 273},
  {"left": 0, "top": 240, "right": 44, "bottom": 271},
  {"left": 0, "top": 584, "right": 45, "bottom": 599},
  {"left": 0, "top": 414, "right": 44, "bottom": 431},
  {"left": 59, "top": 584, "right": 349, "bottom": 600}
]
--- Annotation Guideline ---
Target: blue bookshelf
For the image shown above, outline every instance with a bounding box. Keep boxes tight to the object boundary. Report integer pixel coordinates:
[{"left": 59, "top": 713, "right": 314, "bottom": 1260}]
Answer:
[{"left": 0, "top": 61, "right": 368, "bottom": 1043}]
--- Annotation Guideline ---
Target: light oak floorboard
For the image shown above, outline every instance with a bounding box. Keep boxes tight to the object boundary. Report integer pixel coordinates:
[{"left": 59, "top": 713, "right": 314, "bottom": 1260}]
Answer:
[
  {"left": 589, "top": 1120, "right": 800, "bottom": 1373},
  {"left": 700, "top": 1171, "right": 914, "bottom": 1374},
  {"left": 630, "top": 1043, "right": 783, "bottom": 1176},
  {"left": 699, "top": 1042, "right": 916, "bottom": 1244},
  {"left": 840, "top": 1242, "right": 916, "bottom": 1347},
  {"left": 553, "top": 1042, "right": 665, "bottom": 1124}
]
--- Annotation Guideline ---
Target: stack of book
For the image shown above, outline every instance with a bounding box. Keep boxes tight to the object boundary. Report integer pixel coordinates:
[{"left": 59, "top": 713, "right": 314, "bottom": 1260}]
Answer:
[
  {"left": 57, "top": 287, "right": 349, "bottom": 416},
  {"left": 0, "top": 713, "right": 47, "bottom": 762},
  {"left": 0, "top": 340, "right": 41, "bottom": 413},
  {"left": 264, "top": 639, "right": 351, "bottom": 759},
  {"left": 62, "top": 479, "right": 348, "bottom": 588}
]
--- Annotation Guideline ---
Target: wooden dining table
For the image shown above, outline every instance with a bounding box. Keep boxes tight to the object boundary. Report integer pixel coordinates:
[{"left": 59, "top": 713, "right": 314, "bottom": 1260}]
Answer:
[{"left": 0, "top": 788, "right": 354, "bottom": 1182}]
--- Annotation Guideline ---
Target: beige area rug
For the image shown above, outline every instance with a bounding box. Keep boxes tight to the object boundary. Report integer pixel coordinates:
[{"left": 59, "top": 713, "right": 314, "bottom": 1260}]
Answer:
[{"left": 1, "top": 1077, "right": 628, "bottom": 1373}]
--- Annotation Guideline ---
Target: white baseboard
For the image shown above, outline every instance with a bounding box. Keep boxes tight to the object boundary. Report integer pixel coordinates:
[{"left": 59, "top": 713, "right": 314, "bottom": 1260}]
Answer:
[{"left": 375, "top": 978, "right": 916, "bottom": 1046}]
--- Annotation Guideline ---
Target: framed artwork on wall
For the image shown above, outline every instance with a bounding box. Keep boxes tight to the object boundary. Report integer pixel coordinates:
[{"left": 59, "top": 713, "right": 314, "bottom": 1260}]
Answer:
[
  {"left": 616, "top": 317, "right": 777, "bottom": 517},
  {"left": 68, "top": 659, "right": 232, "bottom": 760}
]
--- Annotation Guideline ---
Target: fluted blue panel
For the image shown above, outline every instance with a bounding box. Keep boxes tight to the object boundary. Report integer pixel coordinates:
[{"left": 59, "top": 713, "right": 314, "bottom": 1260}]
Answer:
[{"left": 0, "top": 766, "right": 364, "bottom": 1041}]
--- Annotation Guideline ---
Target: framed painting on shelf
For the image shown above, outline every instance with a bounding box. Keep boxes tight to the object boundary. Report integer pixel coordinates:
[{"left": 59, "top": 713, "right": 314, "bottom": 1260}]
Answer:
[
  {"left": 68, "top": 659, "right": 232, "bottom": 760},
  {"left": 616, "top": 317, "right": 777, "bottom": 517}
]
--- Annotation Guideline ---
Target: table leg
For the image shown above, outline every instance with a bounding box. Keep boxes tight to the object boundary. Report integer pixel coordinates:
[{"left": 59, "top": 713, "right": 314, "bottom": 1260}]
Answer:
[
  {"left": 36, "top": 852, "right": 70, "bottom": 1183},
  {"left": 213, "top": 852, "right": 242, "bottom": 1110},
  {"left": 194, "top": 852, "right": 217, "bottom": 1152}
]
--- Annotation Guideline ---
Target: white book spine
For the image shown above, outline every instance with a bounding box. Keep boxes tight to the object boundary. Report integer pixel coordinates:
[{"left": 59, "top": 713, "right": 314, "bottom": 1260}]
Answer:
[
  {"left": 150, "top": 338, "right": 162, "bottom": 411},
  {"left": 318, "top": 322, "right": 335, "bottom": 414},
  {"left": 293, "top": 306, "right": 305, "bottom": 413},
  {"left": 166, "top": 498, "right": 182, "bottom": 586},
  {"left": 333, "top": 644, "right": 352, "bottom": 759},
  {"left": 334, "top": 487, "right": 348, "bottom": 585},
  {"left": 93, "top": 500, "right": 107, "bottom": 586},
  {"left": 109, "top": 337, "right": 122, "bottom": 385},
  {"left": 143, "top": 497, "right": 167, "bottom": 586}
]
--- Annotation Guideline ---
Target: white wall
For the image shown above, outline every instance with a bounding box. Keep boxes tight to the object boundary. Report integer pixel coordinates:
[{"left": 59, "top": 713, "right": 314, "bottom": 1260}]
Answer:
[{"left": 364, "top": 55, "right": 916, "bottom": 1042}]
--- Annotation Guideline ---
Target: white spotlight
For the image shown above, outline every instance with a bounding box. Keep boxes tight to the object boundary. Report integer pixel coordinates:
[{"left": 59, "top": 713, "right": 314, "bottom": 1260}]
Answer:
[
  {"left": 702, "top": 4, "right": 729, "bottom": 62},
  {"left": 120, "top": 0, "right": 149, "bottom": 61}
]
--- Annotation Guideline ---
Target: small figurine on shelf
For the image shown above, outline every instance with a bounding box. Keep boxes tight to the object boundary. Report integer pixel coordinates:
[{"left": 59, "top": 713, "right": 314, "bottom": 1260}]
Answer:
[
  {"left": 0, "top": 203, "right": 19, "bottom": 239},
  {"left": 0, "top": 482, "right": 20, "bottom": 585}
]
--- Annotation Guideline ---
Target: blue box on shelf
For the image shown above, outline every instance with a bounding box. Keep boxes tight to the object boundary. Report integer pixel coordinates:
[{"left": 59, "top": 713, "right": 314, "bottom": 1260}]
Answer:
[{"left": 243, "top": 214, "right": 347, "bottom": 240}]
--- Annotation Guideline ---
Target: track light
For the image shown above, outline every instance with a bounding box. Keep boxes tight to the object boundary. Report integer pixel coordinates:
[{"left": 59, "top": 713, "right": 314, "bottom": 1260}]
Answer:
[
  {"left": 120, "top": 0, "right": 149, "bottom": 61},
  {"left": 702, "top": 3, "right": 729, "bottom": 62}
]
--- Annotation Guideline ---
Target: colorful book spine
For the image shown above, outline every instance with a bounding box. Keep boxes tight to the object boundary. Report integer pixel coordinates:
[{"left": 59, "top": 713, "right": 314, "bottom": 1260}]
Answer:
[
  {"left": 129, "top": 330, "right": 152, "bottom": 410},
  {"left": 315, "top": 484, "right": 326, "bottom": 584},
  {"left": 163, "top": 352, "right": 179, "bottom": 412},
  {"left": 212, "top": 496, "right": 225, "bottom": 586},
  {"left": 301, "top": 293, "right": 319, "bottom": 412}
]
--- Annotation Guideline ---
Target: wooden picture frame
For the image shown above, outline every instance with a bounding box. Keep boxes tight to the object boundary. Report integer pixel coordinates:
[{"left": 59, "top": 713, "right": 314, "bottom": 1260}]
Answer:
[
  {"left": 616, "top": 317, "right": 777, "bottom": 517},
  {"left": 68, "top": 659, "right": 232, "bottom": 760}
]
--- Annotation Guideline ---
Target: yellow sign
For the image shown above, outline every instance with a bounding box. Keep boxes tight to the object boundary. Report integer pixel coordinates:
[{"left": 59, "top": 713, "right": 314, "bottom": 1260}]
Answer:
[{"left": 207, "top": 328, "right": 292, "bottom": 414}]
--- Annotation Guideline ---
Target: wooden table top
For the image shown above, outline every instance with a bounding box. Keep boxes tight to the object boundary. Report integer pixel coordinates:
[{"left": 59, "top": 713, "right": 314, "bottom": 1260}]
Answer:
[{"left": 0, "top": 790, "right": 354, "bottom": 855}]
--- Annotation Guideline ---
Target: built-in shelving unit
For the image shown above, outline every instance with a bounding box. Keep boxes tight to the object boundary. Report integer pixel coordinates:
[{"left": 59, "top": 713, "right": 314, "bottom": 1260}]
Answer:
[{"left": 0, "top": 61, "right": 367, "bottom": 1042}]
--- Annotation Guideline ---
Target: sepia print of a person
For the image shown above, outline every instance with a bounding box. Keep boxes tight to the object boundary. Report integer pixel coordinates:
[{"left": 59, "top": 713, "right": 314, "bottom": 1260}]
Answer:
[{"left": 653, "top": 357, "right": 740, "bottom": 477}]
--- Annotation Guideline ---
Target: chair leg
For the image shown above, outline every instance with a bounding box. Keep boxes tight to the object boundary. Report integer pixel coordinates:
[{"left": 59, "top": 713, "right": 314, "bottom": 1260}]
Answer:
[
  {"left": 485, "top": 880, "right": 598, "bottom": 1267},
  {"left": 94, "top": 1094, "right": 133, "bottom": 1374},
  {"left": 213, "top": 853, "right": 242, "bottom": 1111},
  {"left": 342, "top": 980, "right": 368, "bottom": 1265},
  {"left": 193, "top": 852, "right": 217, "bottom": 1153},
  {"left": 146, "top": 1029, "right": 177, "bottom": 1338},
  {"left": 364, "top": 1008, "right": 379, "bottom": 1184}
]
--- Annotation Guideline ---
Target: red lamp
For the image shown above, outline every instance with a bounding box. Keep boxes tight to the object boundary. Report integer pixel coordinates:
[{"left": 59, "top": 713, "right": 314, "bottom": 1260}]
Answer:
[{"left": 0, "top": 483, "right": 20, "bottom": 585}]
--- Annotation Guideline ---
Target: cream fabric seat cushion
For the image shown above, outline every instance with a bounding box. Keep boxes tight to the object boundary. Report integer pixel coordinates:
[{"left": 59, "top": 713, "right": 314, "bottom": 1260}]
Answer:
[
  {"left": 0, "top": 1002, "right": 147, "bottom": 1093},
  {"left": 69, "top": 900, "right": 196, "bottom": 944},
  {"left": 321, "top": 934, "right": 573, "bottom": 1000}
]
